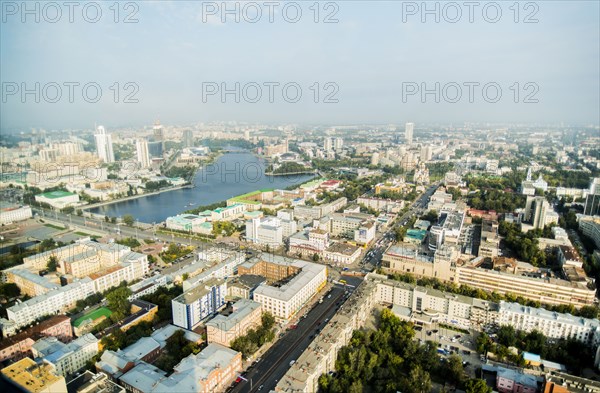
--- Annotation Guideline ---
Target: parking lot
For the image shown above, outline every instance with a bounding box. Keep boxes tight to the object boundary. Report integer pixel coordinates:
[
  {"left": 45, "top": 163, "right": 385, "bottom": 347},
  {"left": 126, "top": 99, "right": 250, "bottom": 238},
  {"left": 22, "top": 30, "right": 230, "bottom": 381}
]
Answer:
[{"left": 414, "top": 324, "right": 485, "bottom": 377}]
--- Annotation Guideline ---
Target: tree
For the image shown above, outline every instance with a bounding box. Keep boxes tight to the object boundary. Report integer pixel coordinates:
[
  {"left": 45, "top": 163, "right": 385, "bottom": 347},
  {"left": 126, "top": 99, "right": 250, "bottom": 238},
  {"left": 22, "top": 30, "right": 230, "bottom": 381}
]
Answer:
[
  {"left": 445, "top": 354, "right": 466, "bottom": 385},
  {"left": 47, "top": 255, "right": 58, "bottom": 272},
  {"left": 110, "top": 217, "right": 117, "bottom": 224},
  {"left": 476, "top": 332, "right": 493, "bottom": 354},
  {"left": 0, "top": 283, "right": 21, "bottom": 300},
  {"left": 403, "top": 366, "right": 431, "bottom": 393},
  {"left": 497, "top": 325, "right": 517, "bottom": 348},
  {"left": 106, "top": 286, "right": 132, "bottom": 320},
  {"left": 465, "top": 378, "right": 492, "bottom": 393},
  {"left": 105, "top": 215, "right": 110, "bottom": 222},
  {"left": 123, "top": 214, "right": 135, "bottom": 226},
  {"left": 312, "top": 253, "right": 320, "bottom": 262}
]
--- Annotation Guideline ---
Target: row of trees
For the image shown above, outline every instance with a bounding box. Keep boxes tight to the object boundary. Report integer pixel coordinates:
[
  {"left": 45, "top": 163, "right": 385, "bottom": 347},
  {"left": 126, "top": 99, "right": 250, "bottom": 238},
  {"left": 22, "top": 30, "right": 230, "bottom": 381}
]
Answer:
[
  {"left": 318, "top": 308, "right": 490, "bottom": 393},
  {"left": 230, "top": 312, "right": 276, "bottom": 359},
  {"left": 466, "top": 189, "right": 526, "bottom": 214},
  {"left": 385, "top": 271, "right": 599, "bottom": 319}
]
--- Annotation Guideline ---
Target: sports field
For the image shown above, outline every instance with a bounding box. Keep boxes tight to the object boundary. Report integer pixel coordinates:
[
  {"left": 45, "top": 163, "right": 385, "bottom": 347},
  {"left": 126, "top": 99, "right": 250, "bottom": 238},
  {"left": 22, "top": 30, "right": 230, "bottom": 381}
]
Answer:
[{"left": 73, "top": 307, "right": 112, "bottom": 327}]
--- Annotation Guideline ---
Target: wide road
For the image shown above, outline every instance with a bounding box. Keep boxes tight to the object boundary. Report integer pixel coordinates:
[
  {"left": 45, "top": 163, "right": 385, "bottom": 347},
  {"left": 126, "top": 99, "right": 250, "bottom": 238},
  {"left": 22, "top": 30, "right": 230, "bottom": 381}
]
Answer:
[
  {"left": 229, "top": 281, "right": 359, "bottom": 393},
  {"left": 32, "top": 207, "right": 212, "bottom": 248}
]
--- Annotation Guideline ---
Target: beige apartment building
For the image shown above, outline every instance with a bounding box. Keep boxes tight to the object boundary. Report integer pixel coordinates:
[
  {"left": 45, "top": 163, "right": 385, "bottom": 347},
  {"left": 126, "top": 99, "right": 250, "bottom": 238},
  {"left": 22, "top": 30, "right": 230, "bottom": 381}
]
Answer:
[{"left": 206, "top": 299, "right": 262, "bottom": 347}]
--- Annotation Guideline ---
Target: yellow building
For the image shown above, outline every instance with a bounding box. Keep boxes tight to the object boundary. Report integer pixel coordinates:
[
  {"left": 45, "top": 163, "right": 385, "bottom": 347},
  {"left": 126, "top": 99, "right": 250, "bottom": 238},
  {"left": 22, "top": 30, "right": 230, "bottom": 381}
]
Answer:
[{"left": 1, "top": 357, "right": 67, "bottom": 393}]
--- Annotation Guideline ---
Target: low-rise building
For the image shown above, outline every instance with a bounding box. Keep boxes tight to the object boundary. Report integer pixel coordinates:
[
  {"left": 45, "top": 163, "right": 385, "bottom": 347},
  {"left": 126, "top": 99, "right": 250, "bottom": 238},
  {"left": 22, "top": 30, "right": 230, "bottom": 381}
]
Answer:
[
  {"left": 1, "top": 357, "right": 68, "bottom": 393},
  {"left": 0, "top": 204, "right": 32, "bottom": 224},
  {"left": 323, "top": 242, "right": 362, "bottom": 265},
  {"left": 35, "top": 190, "right": 80, "bottom": 209},
  {"left": 31, "top": 334, "right": 99, "bottom": 376},
  {"left": 206, "top": 299, "right": 262, "bottom": 347},
  {"left": 66, "top": 370, "right": 125, "bottom": 393},
  {"left": 0, "top": 315, "right": 72, "bottom": 362}
]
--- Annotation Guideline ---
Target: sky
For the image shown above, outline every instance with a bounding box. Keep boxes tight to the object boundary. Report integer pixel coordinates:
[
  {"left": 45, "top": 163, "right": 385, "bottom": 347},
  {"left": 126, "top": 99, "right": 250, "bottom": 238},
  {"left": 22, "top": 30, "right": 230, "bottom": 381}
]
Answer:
[{"left": 1, "top": 0, "right": 599, "bottom": 130}]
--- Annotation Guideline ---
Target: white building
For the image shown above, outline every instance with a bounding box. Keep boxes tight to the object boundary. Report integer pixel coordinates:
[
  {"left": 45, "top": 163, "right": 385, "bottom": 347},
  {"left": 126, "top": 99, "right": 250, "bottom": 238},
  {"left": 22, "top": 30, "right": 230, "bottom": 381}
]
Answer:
[
  {"left": 252, "top": 256, "right": 327, "bottom": 321},
  {"left": 0, "top": 205, "right": 32, "bottom": 224},
  {"left": 497, "top": 302, "right": 600, "bottom": 347},
  {"left": 246, "top": 217, "right": 283, "bottom": 246},
  {"left": 34, "top": 190, "right": 80, "bottom": 210},
  {"left": 405, "top": 122, "right": 414, "bottom": 145},
  {"left": 323, "top": 242, "right": 362, "bottom": 265},
  {"left": 6, "top": 278, "right": 96, "bottom": 329},
  {"left": 136, "top": 139, "right": 151, "bottom": 168},
  {"left": 182, "top": 252, "right": 245, "bottom": 291},
  {"left": 94, "top": 125, "right": 115, "bottom": 163},
  {"left": 31, "top": 334, "right": 99, "bottom": 376},
  {"left": 354, "top": 221, "right": 376, "bottom": 245},
  {"left": 128, "top": 274, "right": 169, "bottom": 300},
  {"left": 211, "top": 203, "right": 246, "bottom": 221},
  {"left": 172, "top": 278, "right": 227, "bottom": 330}
]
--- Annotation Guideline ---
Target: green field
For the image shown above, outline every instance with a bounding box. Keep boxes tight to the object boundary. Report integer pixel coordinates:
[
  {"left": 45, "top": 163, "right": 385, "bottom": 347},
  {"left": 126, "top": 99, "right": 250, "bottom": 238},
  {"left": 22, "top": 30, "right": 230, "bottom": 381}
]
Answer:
[
  {"left": 73, "top": 307, "right": 112, "bottom": 327},
  {"left": 44, "top": 223, "right": 65, "bottom": 230}
]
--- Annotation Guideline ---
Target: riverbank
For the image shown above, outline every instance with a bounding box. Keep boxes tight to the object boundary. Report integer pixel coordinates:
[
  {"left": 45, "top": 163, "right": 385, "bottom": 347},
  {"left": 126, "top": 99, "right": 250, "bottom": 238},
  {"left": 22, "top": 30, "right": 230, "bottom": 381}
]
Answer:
[{"left": 82, "top": 184, "right": 193, "bottom": 211}]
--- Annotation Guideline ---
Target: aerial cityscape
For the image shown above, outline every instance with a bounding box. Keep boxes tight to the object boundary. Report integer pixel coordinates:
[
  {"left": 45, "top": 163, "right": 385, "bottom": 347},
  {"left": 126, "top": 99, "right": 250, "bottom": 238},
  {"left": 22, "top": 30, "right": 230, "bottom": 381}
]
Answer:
[{"left": 1, "top": 2, "right": 599, "bottom": 393}]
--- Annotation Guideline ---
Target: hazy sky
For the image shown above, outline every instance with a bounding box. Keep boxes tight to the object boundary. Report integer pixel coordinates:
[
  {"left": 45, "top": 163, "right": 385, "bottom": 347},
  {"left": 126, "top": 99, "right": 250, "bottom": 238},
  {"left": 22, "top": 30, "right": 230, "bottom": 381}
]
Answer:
[{"left": 1, "top": 1, "right": 599, "bottom": 130}]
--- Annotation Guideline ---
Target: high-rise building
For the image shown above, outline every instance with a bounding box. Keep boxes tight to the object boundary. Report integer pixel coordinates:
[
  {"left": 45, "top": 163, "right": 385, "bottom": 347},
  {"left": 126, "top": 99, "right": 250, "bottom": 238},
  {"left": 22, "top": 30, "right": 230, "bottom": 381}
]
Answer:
[
  {"left": 405, "top": 122, "right": 414, "bottom": 145},
  {"left": 94, "top": 125, "right": 115, "bottom": 163},
  {"left": 136, "top": 139, "right": 151, "bottom": 168},
  {"left": 524, "top": 196, "right": 559, "bottom": 229},
  {"left": 334, "top": 137, "right": 344, "bottom": 151},
  {"left": 323, "top": 137, "right": 334, "bottom": 151},
  {"left": 584, "top": 178, "right": 600, "bottom": 216},
  {"left": 153, "top": 120, "right": 165, "bottom": 153},
  {"left": 183, "top": 130, "right": 194, "bottom": 147}
]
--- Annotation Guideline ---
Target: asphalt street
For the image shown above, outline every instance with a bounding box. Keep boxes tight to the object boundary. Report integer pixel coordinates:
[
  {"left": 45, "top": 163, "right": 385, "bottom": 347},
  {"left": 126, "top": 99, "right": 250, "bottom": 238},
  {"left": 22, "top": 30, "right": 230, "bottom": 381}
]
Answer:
[{"left": 229, "top": 281, "right": 358, "bottom": 393}]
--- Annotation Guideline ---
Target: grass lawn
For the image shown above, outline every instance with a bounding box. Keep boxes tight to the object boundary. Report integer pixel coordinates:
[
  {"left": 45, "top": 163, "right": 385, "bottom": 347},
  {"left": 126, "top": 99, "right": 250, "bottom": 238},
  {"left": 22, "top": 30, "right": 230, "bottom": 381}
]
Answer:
[
  {"left": 44, "top": 223, "right": 65, "bottom": 230},
  {"left": 73, "top": 307, "right": 112, "bottom": 327}
]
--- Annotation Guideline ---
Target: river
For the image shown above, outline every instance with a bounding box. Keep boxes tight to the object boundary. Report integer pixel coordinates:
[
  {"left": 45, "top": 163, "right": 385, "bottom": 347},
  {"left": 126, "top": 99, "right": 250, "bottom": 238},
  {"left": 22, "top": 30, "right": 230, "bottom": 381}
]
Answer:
[{"left": 89, "top": 152, "right": 315, "bottom": 223}]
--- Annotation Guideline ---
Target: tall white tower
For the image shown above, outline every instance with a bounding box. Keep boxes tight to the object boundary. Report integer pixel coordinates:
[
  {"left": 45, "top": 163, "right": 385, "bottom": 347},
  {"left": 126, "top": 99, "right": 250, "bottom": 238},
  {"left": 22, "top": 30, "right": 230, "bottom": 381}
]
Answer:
[
  {"left": 405, "top": 123, "right": 414, "bottom": 146},
  {"left": 94, "top": 125, "right": 115, "bottom": 163},
  {"left": 136, "top": 139, "right": 151, "bottom": 168}
]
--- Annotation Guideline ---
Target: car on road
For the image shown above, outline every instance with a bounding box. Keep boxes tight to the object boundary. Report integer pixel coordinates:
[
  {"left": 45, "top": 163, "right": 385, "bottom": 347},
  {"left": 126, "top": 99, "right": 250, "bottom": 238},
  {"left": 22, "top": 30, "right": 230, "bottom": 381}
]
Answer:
[
  {"left": 289, "top": 360, "right": 296, "bottom": 366},
  {"left": 258, "top": 385, "right": 264, "bottom": 390},
  {"left": 235, "top": 377, "right": 242, "bottom": 383}
]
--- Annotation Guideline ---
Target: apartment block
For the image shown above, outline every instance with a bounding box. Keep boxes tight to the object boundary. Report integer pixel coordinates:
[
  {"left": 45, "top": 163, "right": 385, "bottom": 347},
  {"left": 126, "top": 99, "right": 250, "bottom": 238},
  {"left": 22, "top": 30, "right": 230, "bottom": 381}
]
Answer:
[
  {"left": 31, "top": 333, "right": 99, "bottom": 376},
  {"left": 5, "top": 278, "right": 96, "bottom": 329},
  {"left": 172, "top": 278, "right": 227, "bottom": 330},
  {"left": 251, "top": 254, "right": 327, "bottom": 321},
  {"left": 206, "top": 299, "right": 262, "bottom": 347}
]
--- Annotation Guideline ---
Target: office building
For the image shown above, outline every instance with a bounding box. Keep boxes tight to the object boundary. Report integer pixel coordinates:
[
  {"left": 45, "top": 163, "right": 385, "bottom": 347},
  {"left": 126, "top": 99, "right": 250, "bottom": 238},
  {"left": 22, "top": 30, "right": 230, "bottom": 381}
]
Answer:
[
  {"left": 405, "top": 122, "right": 414, "bottom": 145},
  {"left": 94, "top": 125, "right": 115, "bottom": 163},
  {"left": 382, "top": 244, "right": 457, "bottom": 282},
  {"left": 579, "top": 215, "right": 600, "bottom": 249},
  {"left": 135, "top": 139, "right": 151, "bottom": 168},
  {"left": 524, "top": 196, "right": 559, "bottom": 229},
  {"left": 206, "top": 299, "right": 262, "bottom": 347},
  {"left": 3, "top": 269, "right": 59, "bottom": 296},
  {"left": 172, "top": 278, "right": 227, "bottom": 330},
  {"left": 585, "top": 178, "right": 600, "bottom": 216},
  {"left": 246, "top": 217, "right": 284, "bottom": 246},
  {"left": 183, "top": 129, "right": 194, "bottom": 147}
]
